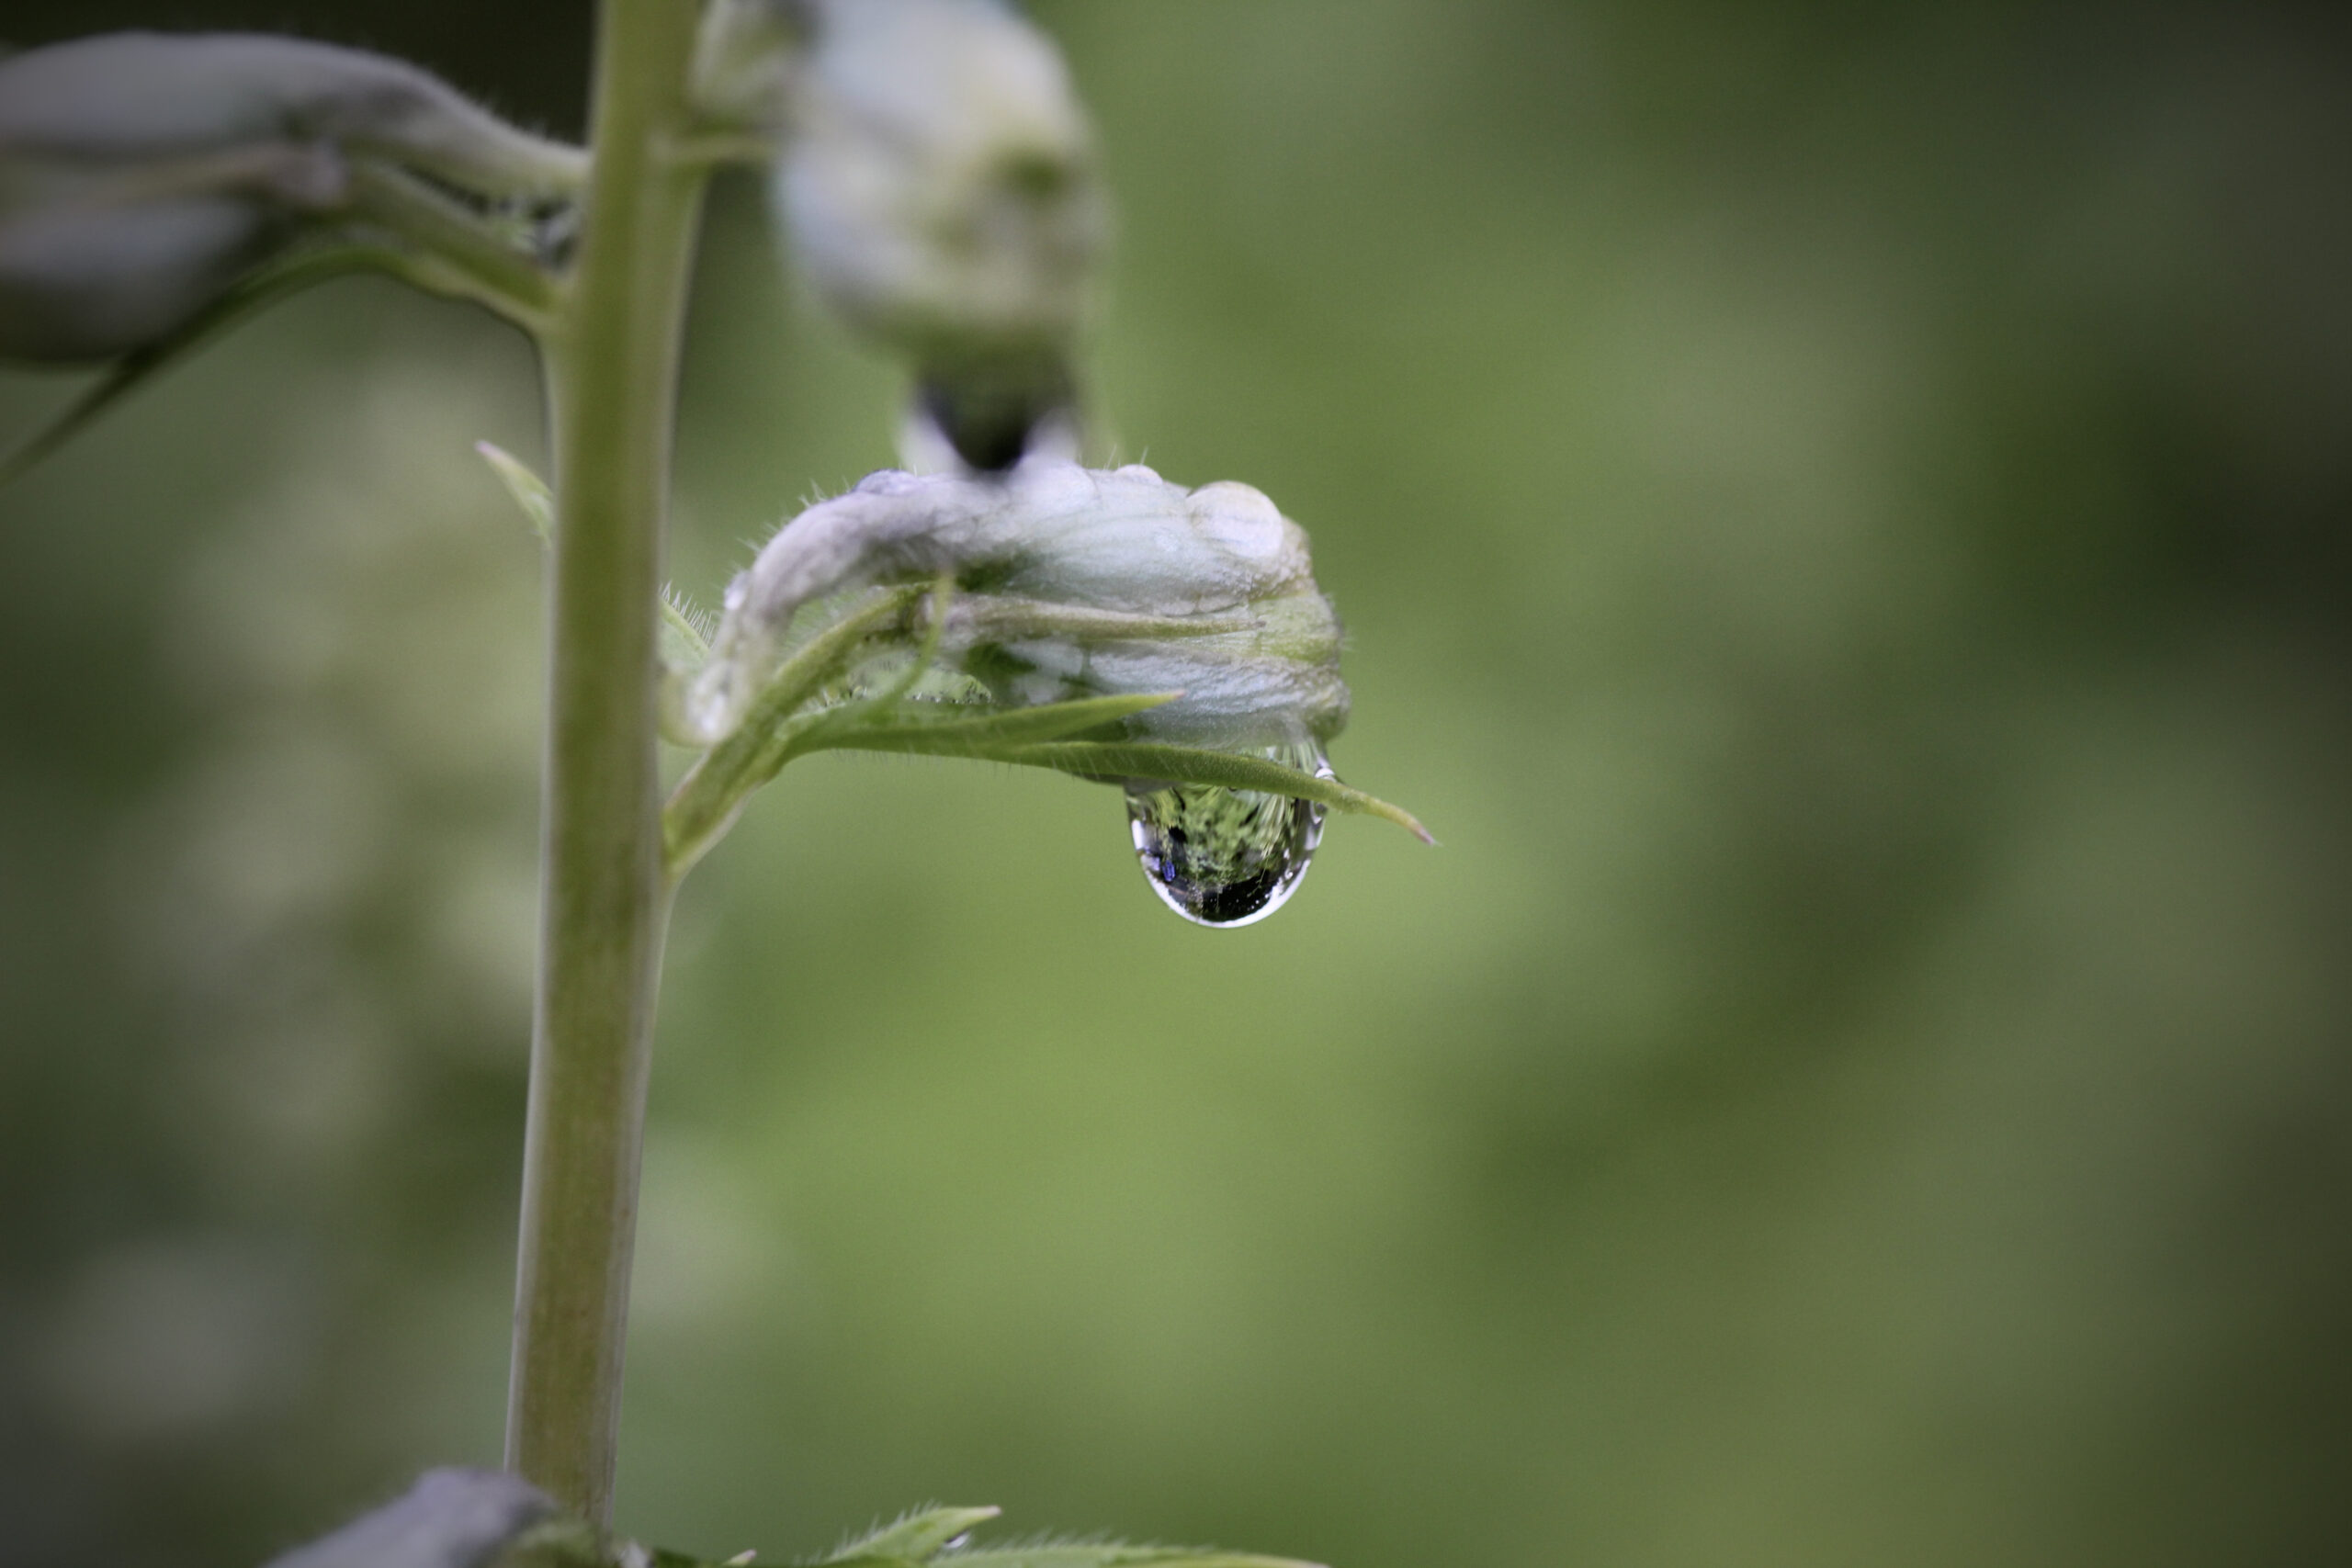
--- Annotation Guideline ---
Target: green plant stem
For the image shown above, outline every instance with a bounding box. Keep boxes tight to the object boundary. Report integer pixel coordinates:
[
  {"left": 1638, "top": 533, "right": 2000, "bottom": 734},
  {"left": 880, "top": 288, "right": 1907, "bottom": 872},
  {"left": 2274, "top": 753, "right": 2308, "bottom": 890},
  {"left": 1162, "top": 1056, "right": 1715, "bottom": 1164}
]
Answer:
[{"left": 505, "top": 0, "right": 710, "bottom": 1528}]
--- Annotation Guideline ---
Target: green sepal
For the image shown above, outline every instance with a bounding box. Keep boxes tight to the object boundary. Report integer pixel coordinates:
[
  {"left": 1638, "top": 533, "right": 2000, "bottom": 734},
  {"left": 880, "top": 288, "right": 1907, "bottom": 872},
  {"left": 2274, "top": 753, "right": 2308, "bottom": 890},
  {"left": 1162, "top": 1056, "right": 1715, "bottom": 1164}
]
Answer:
[
  {"left": 662, "top": 583, "right": 933, "bottom": 878},
  {"left": 661, "top": 589, "right": 717, "bottom": 665},
  {"left": 787, "top": 575, "right": 957, "bottom": 748},
  {"left": 799, "top": 691, "right": 1181, "bottom": 756}
]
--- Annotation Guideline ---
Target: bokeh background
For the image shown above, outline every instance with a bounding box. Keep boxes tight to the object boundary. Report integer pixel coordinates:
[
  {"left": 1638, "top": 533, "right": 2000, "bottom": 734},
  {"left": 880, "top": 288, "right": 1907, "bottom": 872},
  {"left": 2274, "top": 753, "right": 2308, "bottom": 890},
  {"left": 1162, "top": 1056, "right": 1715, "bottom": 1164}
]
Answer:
[{"left": 5, "top": 2, "right": 2351, "bottom": 1564}]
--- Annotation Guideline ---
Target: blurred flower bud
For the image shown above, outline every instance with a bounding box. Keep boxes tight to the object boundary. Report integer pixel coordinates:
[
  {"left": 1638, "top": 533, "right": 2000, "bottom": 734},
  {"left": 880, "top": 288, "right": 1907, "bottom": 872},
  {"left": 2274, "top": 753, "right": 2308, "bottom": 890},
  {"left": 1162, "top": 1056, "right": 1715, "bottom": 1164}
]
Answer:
[
  {"left": 0, "top": 33, "right": 581, "bottom": 195},
  {"left": 778, "top": 0, "right": 1105, "bottom": 469},
  {"left": 693, "top": 0, "right": 813, "bottom": 133},
  {"left": 0, "top": 145, "right": 340, "bottom": 360},
  {"left": 683, "top": 458, "right": 1348, "bottom": 750},
  {"left": 0, "top": 33, "right": 583, "bottom": 362},
  {"left": 262, "top": 1468, "right": 563, "bottom": 1568}
]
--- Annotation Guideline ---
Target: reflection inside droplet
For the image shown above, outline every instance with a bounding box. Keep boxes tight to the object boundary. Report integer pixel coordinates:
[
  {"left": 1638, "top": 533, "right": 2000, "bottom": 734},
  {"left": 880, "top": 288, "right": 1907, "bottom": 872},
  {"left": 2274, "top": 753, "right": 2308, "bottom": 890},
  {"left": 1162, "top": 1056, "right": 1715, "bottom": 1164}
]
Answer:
[{"left": 1125, "top": 742, "right": 1329, "bottom": 927}]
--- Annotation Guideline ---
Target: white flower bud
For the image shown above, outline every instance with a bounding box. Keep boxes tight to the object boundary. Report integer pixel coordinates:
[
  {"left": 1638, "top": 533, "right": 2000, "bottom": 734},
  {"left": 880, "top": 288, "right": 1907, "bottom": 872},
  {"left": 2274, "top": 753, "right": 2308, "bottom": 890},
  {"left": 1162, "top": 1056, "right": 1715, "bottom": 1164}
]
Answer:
[
  {"left": 683, "top": 459, "right": 1348, "bottom": 750},
  {"left": 0, "top": 145, "right": 340, "bottom": 359},
  {"left": 777, "top": 0, "right": 1105, "bottom": 468},
  {"left": 692, "top": 0, "right": 813, "bottom": 133},
  {"left": 262, "top": 1468, "right": 560, "bottom": 1568},
  {"left": 0, "top": 33, "right": 582, "bottom": 362},
  {"left": 0, "top": 34, "right": 581, "bottom": 195}
]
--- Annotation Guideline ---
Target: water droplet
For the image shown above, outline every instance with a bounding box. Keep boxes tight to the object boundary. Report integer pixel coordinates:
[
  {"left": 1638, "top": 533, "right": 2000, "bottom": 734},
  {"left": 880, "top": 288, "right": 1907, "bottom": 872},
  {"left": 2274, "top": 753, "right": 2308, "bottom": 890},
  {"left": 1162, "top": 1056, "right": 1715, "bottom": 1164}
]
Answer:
[{"left": 1125, "top": 743, "right": 1329, "bottom": 927}]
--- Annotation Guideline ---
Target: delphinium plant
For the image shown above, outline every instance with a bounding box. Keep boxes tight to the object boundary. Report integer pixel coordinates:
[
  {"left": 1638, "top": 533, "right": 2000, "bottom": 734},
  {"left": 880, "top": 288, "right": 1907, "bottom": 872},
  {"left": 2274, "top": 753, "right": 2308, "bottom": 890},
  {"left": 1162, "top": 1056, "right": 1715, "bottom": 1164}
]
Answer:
[{"left": 0, "top": 3, "right": 1426, "bottom": 1562}]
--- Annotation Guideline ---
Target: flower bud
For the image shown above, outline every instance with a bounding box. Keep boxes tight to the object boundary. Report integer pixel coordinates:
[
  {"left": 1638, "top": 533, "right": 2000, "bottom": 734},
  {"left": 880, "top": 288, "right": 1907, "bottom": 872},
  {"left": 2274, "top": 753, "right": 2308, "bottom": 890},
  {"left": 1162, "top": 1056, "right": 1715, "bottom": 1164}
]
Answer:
[
  {"left": 262, "top": 1468, "right": 561, "bottom": 1568},
  {"left": 683, "top": 458, "right": 1348, "bottom": 750},
  {"left": 0, "top": 146, "right": 338, "bottom": 360},
  {"left": 692, "top": 0, "right": 814, "bottom": 133},
  {"left": 0, "top": 33, "right": 581, "bottom": 194},
  {"left": 777, "top": 0, "right": 1105, "bottom": 468},
  {"left": 0, "top": 33, "right": 582, "bottom": 362}
]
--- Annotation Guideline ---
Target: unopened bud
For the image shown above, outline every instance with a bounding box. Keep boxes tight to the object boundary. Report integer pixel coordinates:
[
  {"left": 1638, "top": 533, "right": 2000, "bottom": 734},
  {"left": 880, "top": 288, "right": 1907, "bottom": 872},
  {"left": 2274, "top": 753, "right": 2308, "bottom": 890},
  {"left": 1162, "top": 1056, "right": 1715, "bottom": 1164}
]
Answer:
[
  {"left": 0, "top": 33, "right": 582, "bottom": 362},
  {"left": 0, "top": 145, "right": 339, "bottom": 359},
  {"left": 0, "top": 33, "right": 581, "bottom": 194},
  {"left": 261, "top": 1468, "right": 561, "bottom": 1568},
  {"left": 692, "top": 0, "right": 813, "bottom": 133},
  {"left": 684, "top": 458, "right": 1348, "bottom": 751},
  {"left": 778, "top": 0, "right": 1104, "bottom": 468}
]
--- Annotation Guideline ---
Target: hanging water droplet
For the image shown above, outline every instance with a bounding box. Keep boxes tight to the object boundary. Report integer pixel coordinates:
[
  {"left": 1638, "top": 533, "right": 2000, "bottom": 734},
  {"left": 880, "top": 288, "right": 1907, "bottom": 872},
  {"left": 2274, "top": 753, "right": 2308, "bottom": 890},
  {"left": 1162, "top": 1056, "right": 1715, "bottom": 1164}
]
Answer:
[{"left": 1125, "top": 743, "right": 1329, "bottom": 927}]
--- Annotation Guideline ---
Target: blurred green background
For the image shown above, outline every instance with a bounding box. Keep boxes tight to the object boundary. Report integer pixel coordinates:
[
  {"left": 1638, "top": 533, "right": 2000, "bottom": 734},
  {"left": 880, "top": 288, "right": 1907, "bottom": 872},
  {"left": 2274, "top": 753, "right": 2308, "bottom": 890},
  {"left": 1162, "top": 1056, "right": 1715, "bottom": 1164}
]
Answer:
[{"left": 5, "top": 2, "right": 2351, "bottom": 1564}]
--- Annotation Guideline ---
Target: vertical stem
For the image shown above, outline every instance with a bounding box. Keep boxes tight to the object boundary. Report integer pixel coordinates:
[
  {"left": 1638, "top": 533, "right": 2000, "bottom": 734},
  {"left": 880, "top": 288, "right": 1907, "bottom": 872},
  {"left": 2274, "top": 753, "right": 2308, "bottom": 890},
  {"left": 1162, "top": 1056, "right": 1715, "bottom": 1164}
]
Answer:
[{"left": 506, "top": 0, "right": 708, "bottom": 1527}]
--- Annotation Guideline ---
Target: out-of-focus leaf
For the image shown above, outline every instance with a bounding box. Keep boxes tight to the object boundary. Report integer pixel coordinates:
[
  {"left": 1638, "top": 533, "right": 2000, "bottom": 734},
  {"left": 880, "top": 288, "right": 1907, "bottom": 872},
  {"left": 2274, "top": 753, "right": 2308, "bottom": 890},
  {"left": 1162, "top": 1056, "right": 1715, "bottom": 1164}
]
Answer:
[
  {"left": 0, "top": 243, "right": 390, "bottom": 484},
  {"left": 473, "top": 439, "right": 553, "bottom": 542},
  {"left": 472, "top": 440, "right": 712, "bottom": 664}
]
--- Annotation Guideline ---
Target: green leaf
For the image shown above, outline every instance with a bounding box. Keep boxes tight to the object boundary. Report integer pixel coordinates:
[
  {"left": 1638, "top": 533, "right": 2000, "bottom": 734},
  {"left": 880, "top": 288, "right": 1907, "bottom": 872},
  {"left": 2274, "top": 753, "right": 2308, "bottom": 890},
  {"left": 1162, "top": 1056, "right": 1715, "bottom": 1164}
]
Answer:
[
  {"left": 474, "top": 439, "right": 555, "bottom": 542},
  {"left": 820, "top": 1506, "right": 1003, "bottom": 1563},
  {"left": 474, "top": 440, "right": 712, "bottom": 663},
  {"left": 269, "top": 1481, "right": 1323, "bottom": 1568},
  {"left": 801, "top": 1509, "right": 1323, "bottom": 1568},
  {"left": 824, "top": 733, "right": 1433, "bottom": 842},
  {"left": 1, "top": 244, "right": 398, "bottom": 486},
  {"left": 944, "top": 1551, "right": 1322, "bottom": 1568}
]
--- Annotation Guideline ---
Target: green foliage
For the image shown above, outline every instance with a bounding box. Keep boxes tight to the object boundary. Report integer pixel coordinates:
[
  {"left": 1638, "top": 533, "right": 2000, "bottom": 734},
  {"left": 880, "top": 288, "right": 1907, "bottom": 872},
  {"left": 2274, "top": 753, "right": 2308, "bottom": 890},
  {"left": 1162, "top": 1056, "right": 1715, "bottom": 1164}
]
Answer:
[
  {"left": 0, "top": 32, "right": 576, "bottom": 385},
  {"left": 811, "top": 1506, "right": 1320, "bottom": 1568},
  {"left": 468, "top": 438, "right": 1420, "bottom": 886},
  {"left": 476, "top": 440, "right": 714, "bottom": 661},
  {"left": 474, "top": 439, "right": 556, "bottom": 543},
  {"left": 0, "top": 246, "right": 394, "bottom": 482},
  {"left": 662, "top": 590, "right": 1426, "bottom": 881},
  {"left": 266, "top": 1489, "right": 1320, "bottom": 1568},
  {"left": 820, "top": 1506, "right": 1008, "bottom": 1563},
  {"left": 838, "top": 738, "right": 1428, "bottom": 843},
  {"left": 12, "top": 3, "right": 2350, "bottom": 1567}
]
